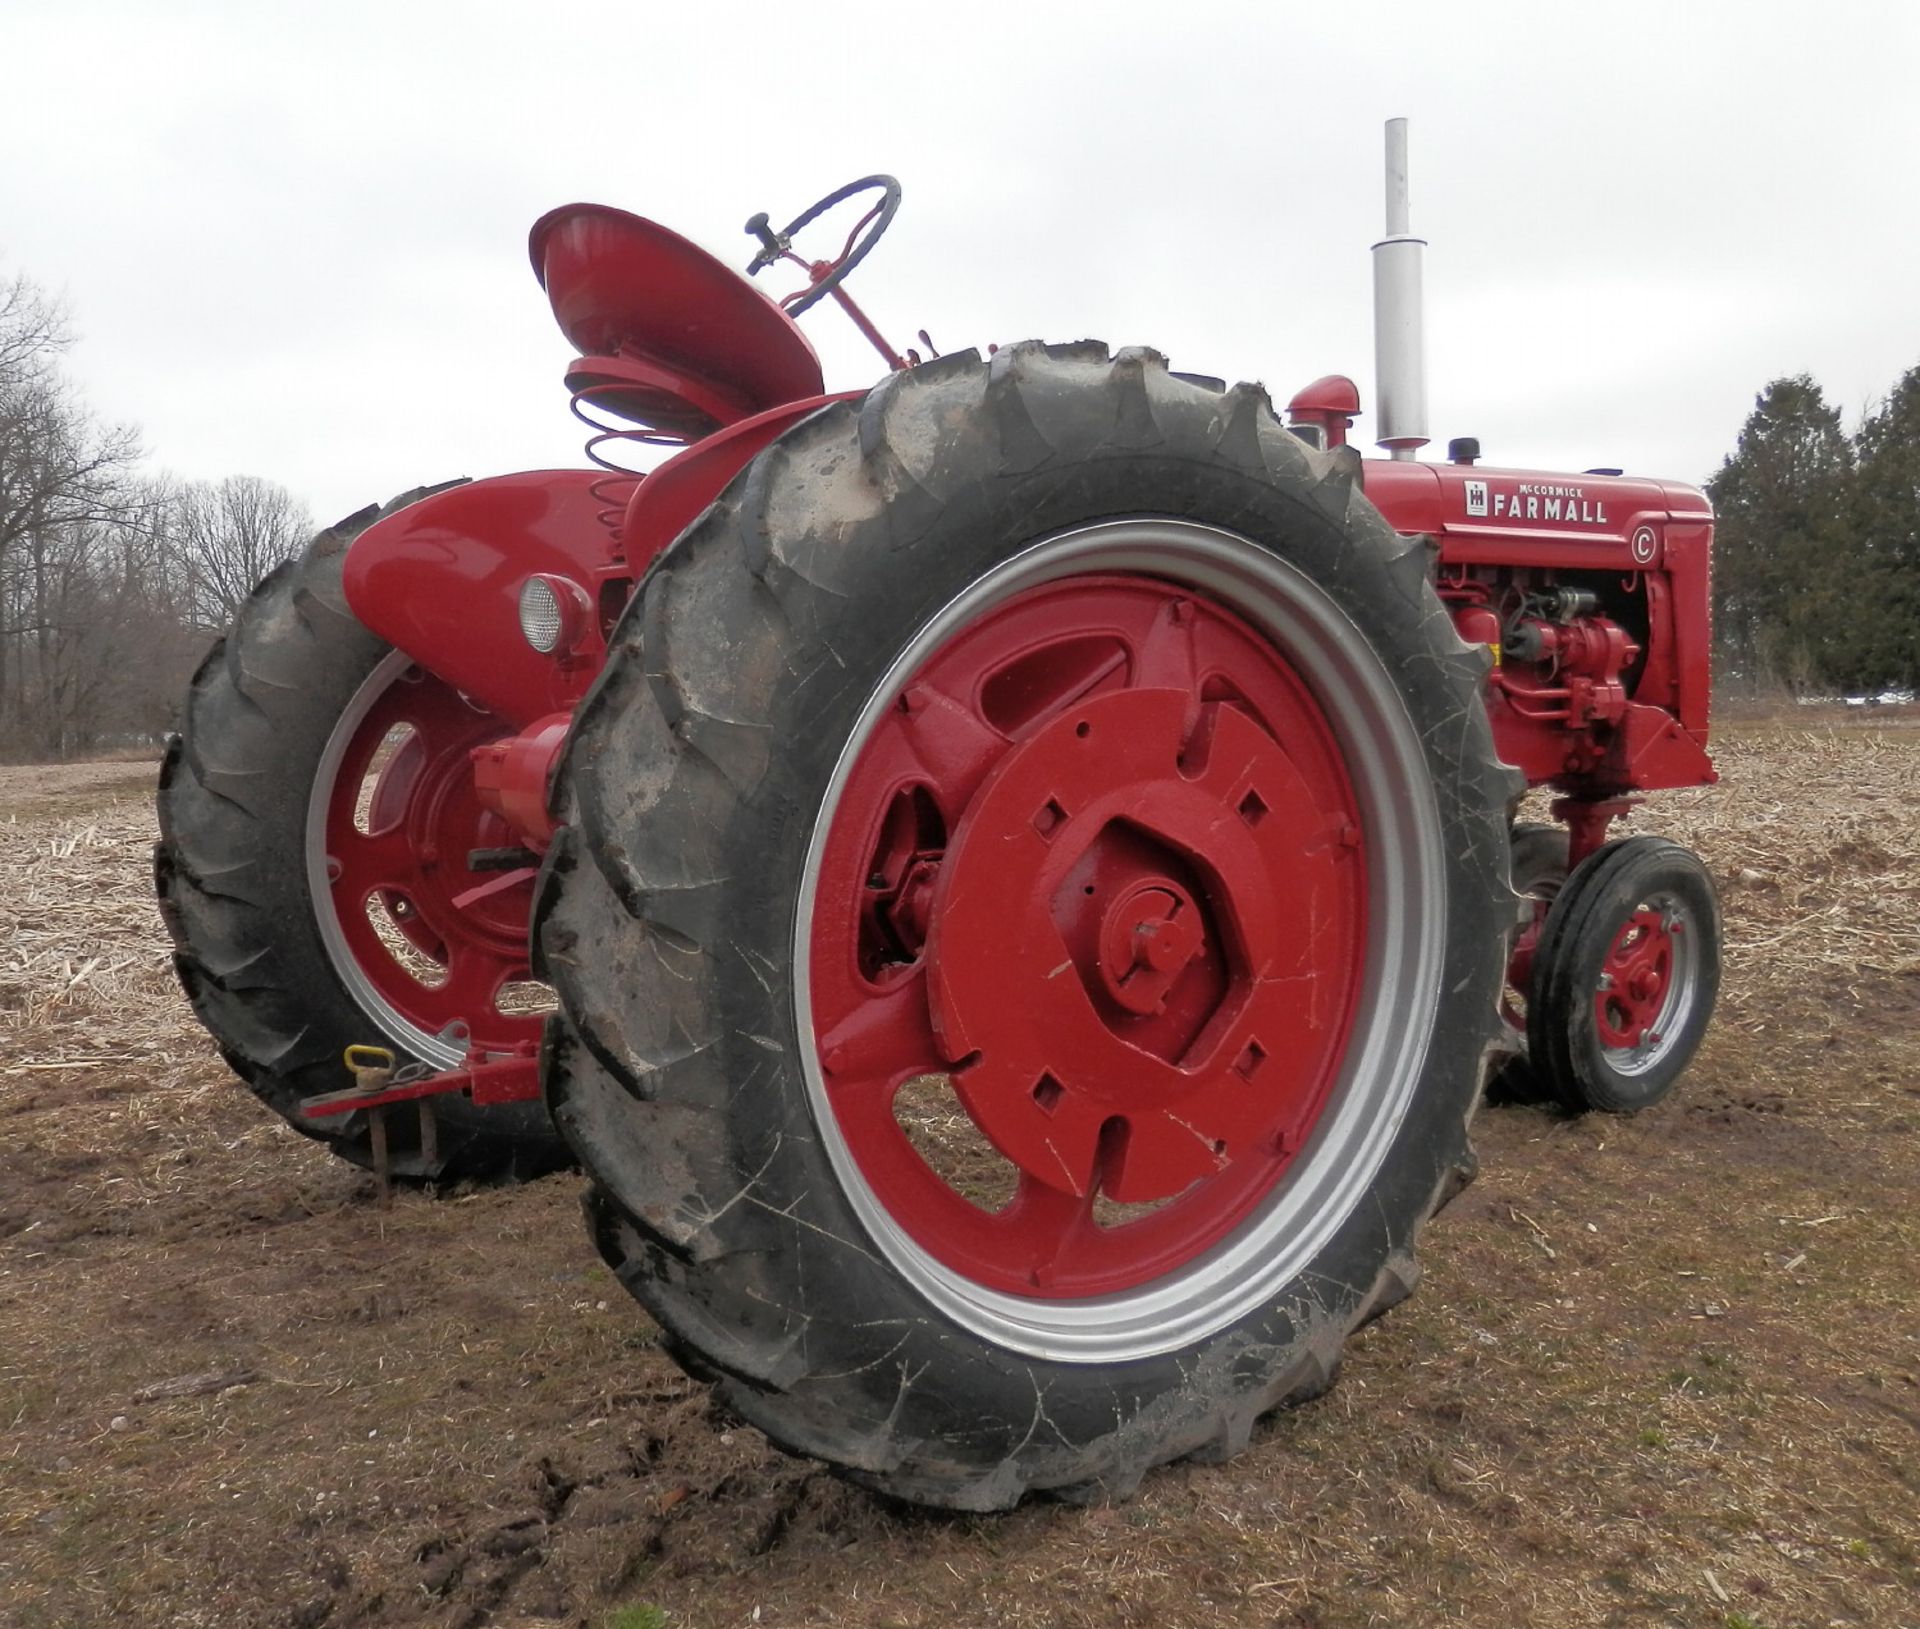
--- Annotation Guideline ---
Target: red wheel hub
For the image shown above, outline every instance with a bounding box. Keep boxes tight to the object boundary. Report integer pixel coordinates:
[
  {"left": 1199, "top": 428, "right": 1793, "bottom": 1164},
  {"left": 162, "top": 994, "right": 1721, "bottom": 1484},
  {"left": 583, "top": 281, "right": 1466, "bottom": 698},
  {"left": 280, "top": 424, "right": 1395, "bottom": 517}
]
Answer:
[
  {"left": 1595, "top": 908, "right": 1676, "bottom": 1050},
  {"left": 809, "top": 577, "right": 1367, "bottom": 1297},
  {"left": 322, "top": 664, "right": 544, "bottom": 1056},
  {"left": 1096, "top": 877, "right": 1204, "bottom": 1015}
]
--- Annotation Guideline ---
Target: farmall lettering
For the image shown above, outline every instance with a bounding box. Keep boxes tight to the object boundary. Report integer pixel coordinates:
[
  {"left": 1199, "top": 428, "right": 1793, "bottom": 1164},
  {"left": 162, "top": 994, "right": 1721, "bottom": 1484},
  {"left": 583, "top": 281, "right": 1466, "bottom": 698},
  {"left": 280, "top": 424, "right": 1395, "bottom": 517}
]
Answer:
[{"left": 1469, "top": 481, "right": 1610, "bottom": 525}]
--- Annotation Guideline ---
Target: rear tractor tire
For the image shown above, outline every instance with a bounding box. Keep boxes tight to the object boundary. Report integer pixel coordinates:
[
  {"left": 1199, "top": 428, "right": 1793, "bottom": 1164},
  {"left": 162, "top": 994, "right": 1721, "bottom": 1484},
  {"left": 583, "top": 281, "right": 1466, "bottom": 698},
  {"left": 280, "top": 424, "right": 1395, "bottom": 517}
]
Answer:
[
  {"left": 1527, "top": 835, "right": 1722, "bottom": 1114},
  {"left": 535, "top": 342, "right": 1521, "bottom": 1508},
  {"left": 156, "top": 489, "right": 572, "bottom": 1181}
]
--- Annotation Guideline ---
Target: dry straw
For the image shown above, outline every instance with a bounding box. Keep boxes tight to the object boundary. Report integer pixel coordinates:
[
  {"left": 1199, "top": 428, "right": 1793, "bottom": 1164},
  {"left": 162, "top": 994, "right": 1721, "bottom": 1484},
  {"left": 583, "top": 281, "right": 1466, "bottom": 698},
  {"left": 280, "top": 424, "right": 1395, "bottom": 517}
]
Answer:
[
  {"left": 0, "top": 763, "right": 208, "bottom": 1081},
  {"left": 3, "top": 723, "right": 1915, "bottom": 1092}
]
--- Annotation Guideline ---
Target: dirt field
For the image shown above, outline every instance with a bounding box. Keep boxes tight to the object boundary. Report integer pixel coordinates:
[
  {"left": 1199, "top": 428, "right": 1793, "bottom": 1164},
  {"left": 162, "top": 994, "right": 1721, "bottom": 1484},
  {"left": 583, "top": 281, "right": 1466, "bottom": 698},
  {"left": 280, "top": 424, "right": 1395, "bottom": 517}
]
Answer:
[{"left": 2, "top": 726, "right": 1917, "bottom": 1629}]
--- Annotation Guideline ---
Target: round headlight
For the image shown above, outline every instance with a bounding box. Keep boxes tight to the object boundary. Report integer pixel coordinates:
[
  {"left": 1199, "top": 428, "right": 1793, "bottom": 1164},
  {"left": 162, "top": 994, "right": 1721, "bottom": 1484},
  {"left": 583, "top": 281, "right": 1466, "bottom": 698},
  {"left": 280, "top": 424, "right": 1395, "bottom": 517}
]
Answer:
[{"left": 518, "top": 575, "right": 569, "bottom": 654}]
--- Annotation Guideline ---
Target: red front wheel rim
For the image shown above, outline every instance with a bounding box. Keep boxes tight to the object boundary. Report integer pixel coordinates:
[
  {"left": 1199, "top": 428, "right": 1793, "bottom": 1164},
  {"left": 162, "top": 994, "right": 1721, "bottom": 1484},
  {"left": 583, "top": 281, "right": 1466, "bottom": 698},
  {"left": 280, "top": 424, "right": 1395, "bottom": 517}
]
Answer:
[{"left": 1590, "top": 890, "right": 1702, "bottom": 1075}]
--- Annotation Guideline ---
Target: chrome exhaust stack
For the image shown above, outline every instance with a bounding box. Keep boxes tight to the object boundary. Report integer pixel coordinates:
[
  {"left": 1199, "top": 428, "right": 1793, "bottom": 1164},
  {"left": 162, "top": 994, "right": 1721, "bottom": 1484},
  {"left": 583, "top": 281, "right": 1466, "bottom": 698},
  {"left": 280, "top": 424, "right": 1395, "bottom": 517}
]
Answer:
[{"left": 1371, "top": 117, "right": 1430, "bottom": 461}]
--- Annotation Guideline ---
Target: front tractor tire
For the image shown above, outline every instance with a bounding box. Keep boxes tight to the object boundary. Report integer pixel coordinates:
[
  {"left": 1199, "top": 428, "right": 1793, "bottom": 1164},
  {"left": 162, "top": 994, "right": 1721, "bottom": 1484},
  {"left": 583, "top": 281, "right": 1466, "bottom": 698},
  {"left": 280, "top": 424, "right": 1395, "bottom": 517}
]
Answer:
[
  {"left": 1527, "top": 835, "right": 1723, "bottom": 1114},
  {"left": 156, "top": 490, "right": 571, "bottom": 1181},
  {"left": 536, "top": 343, "right": 1520, "bottom": 1508}
]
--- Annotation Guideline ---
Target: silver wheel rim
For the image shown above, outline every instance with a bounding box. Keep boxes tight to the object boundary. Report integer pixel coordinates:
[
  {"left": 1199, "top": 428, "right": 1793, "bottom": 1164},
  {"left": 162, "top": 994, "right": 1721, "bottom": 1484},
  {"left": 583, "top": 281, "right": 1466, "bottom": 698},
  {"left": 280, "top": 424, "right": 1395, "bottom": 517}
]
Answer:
[
  {"left": 1600, "top": 887, "right": 1701, "bottom": 1077},
  {"left": 793, "top": 519, "right": 1449, "bottom": 1364},
  {"left": 304, "top": 650, "right": 465, "bottom": 1072}
]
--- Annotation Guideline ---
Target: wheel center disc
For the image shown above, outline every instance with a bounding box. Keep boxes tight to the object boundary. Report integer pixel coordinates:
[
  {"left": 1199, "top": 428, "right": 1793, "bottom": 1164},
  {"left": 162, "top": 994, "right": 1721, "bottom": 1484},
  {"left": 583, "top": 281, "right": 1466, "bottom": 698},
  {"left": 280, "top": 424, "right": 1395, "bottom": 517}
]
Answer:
[
  {"left": 927, "top": 683, "right": 1361, "bottom": 1205},
  {"left": 1597, "top": 907, "right": 1676, "bottom": 1050}
]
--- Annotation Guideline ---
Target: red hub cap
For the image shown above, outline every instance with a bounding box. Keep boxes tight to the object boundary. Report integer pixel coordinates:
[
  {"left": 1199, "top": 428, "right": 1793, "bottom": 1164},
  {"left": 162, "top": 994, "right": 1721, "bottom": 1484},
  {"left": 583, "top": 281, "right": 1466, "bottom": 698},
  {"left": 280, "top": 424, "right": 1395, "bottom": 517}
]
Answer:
[
  {"left": 1595, "top": 908, "right": 1676, "bottom": 1050},
  {"left": 808, "top": 576, "right": 1367, "bottom": 1297},
  {"left": 320, "top": 661, "right": 544, "bottom": 1060}
]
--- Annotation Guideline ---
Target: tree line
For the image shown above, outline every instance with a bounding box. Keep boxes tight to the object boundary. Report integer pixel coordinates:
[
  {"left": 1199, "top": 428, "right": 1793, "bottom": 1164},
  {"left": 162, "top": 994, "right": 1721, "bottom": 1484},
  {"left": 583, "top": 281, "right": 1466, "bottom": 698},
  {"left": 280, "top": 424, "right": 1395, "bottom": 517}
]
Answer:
[
  {"left": 0, "top": 271, "right": 312, "bottom": 759},
  {"left": 4, "top": 262, "right": 1916, "bottom": 761},
  {"left": 1709, "top": 368, "right": 1920, "bottom": 696}
]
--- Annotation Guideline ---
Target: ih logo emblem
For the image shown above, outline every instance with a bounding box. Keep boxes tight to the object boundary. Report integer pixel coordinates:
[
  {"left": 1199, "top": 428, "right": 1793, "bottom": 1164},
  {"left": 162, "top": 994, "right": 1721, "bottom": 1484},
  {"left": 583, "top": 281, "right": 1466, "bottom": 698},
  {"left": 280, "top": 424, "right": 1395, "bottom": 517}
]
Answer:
[{"left": 1464, "top": 480, "right": 1489, "bottom": 517}]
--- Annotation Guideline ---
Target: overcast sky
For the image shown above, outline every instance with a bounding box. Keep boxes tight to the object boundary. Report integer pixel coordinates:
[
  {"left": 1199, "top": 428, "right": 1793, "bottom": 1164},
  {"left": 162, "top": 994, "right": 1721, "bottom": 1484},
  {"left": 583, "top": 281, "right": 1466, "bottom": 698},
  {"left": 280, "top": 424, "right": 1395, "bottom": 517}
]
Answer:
[{"left": 5, "top": 1, "right": 1917, "bottom": 527}]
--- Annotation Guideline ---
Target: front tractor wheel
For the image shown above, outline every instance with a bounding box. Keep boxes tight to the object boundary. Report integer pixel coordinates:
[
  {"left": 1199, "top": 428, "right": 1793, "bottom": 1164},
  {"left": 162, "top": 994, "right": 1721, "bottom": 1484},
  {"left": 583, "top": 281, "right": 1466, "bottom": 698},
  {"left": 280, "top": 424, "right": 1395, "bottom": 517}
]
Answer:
[
  {"left": 1527, "top": 835, "right": 1723, "bottom": 1114},
  {"left": 536, "top": 343, "right": 1519, "bottom": 1507}
]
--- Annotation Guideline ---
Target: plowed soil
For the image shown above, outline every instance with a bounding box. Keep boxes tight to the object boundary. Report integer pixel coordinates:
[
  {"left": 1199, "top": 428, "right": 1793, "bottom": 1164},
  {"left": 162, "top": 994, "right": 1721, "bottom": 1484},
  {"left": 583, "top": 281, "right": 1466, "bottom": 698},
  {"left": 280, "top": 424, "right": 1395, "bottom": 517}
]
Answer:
[{"left": 2, "top": 724, "right": 1917, "bottom": 1629}]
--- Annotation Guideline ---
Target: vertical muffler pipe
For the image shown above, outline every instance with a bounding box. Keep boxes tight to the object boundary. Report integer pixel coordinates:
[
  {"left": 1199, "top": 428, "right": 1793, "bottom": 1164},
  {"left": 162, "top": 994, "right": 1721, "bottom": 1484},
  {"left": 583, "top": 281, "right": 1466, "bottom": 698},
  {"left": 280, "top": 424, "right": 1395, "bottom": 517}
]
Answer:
[{"left": 1372, "top": 117, "right": 1430, "bottom": 460}]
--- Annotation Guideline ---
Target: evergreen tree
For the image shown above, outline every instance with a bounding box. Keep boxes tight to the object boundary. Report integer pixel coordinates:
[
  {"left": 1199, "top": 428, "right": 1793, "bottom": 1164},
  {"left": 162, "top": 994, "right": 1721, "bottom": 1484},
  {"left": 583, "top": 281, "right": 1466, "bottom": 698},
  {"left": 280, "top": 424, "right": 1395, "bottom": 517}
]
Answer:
[
  {"left": 1706, "top": 376, "right": 1856, "bottom": 692},
  {"left": 1849, "top": 365, "right": 1920, "bottom": 689}
]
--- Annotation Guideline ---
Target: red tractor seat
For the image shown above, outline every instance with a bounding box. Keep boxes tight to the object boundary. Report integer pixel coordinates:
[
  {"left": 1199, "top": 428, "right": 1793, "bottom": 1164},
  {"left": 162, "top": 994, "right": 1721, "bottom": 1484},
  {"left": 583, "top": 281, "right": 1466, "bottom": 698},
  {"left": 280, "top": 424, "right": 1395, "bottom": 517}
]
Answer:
[{"left": 531, "top": 203, "right": 825, "bottom": 439}]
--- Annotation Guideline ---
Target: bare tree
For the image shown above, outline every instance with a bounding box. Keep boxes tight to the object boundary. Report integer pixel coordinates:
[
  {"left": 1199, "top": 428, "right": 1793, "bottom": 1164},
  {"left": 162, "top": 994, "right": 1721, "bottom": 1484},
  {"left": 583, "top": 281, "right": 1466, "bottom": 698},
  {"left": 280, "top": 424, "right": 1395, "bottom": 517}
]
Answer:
[
  {"left": 0, "top": 266, "right": 313, "bottom": 758},
  {"left": 171, "top": 475, "right": 313, "bottom": 632},
  {"left": 0, "top": 272, "right": 68, "bottom": 388},
  {"left": 0, "top": 276, "right": 138, "bottom": 565},
  {"left": 0, "top": 273, "right": 149, "bottom": 753}
]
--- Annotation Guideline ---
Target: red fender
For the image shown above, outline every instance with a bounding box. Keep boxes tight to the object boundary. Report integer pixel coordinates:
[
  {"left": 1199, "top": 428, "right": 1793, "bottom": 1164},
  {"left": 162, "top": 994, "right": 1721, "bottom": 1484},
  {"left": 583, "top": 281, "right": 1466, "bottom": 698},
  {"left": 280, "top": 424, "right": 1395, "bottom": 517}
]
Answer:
[
  {"left": 343, "top": 400, "right": 866, "bottom": 740},
  {"left": 342, "top": 471, "right": 610, "bottom": 728},
  {"left": 620, "top": 393, "right": 857, "bottom": 565}
]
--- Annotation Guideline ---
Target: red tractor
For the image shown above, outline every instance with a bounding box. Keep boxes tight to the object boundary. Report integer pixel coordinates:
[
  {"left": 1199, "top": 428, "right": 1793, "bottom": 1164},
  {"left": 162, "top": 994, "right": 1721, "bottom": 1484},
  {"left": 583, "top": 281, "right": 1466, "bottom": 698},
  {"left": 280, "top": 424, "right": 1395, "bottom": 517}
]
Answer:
[{"left": 156, "top": 123, "right": 1722, "bottom": 1508}]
